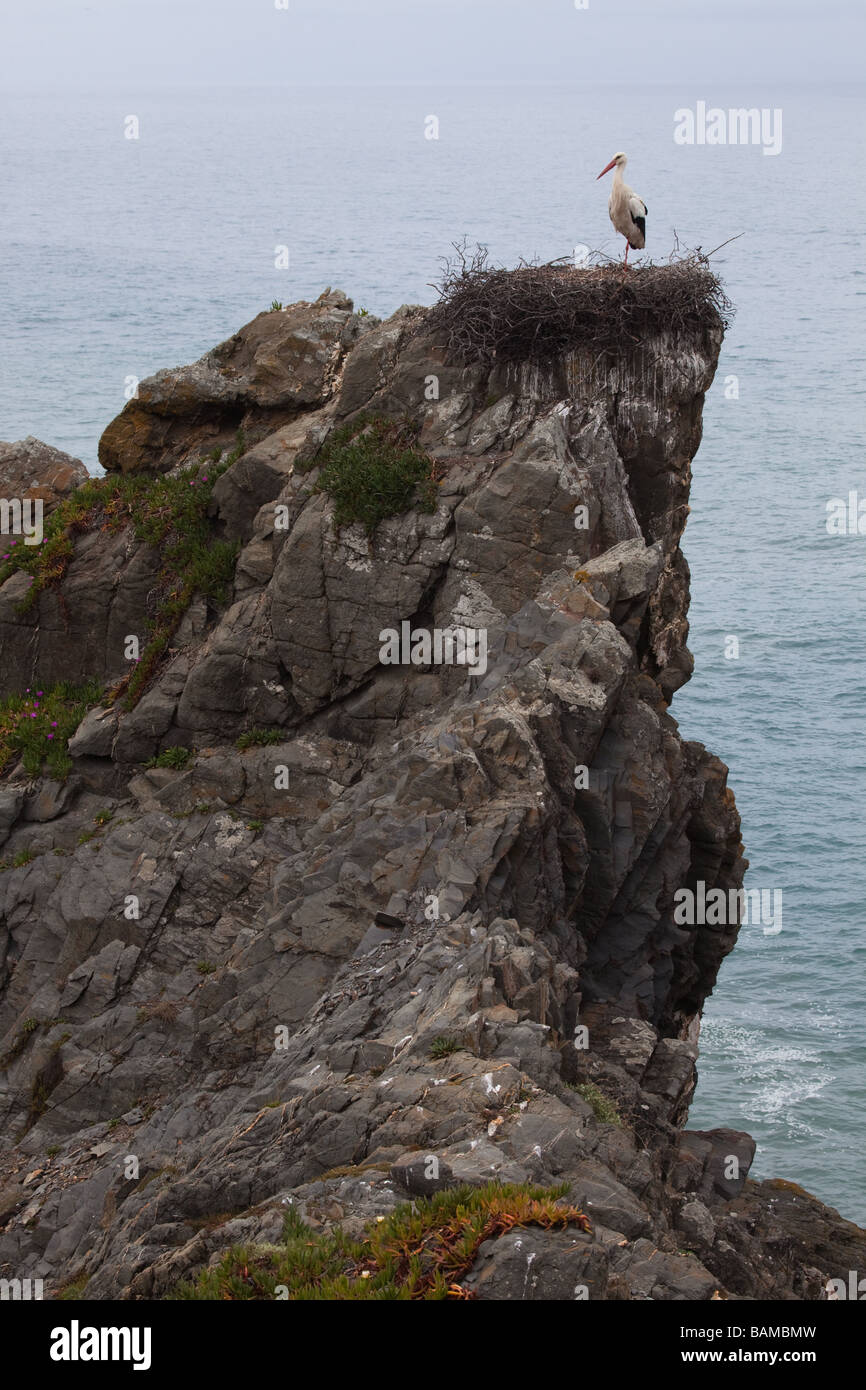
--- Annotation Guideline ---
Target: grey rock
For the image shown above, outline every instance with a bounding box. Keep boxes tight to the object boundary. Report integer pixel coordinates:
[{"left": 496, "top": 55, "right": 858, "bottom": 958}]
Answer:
[
  {"left": 0, "top": 787, "right": 24, "bottom": 846},
  {"left": 67, "top": 707, "right": 118, "bottom": 760},
  {"left": 22, "top": 778, "right": 80, "bottom": 823},
  {"left": 567, "top": 1162, "right": 654, "bottom": 1241},
  {"left": 676, "top": 1199, "right": 716, "bottom": 1249},
  {"left": 463, "top": 1228, "right": 609, "bottom": 1301},
  {"left": 390, "top": 1152, "right": 456, "bottom": 1195}
]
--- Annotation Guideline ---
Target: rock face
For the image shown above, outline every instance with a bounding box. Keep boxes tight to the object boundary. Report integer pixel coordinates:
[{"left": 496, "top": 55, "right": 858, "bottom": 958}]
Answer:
[
  {"left": 98, "top": 291, "right": 365, "bottom": 476},
  {"left": 0, "top": 288, "right": 862, "bottom": 1301},
  {"left": 0, "top": 438, "right": 89, "bottom": 515}
]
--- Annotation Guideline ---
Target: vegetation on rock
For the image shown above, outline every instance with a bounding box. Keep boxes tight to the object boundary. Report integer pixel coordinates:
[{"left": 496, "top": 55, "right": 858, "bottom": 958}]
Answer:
[
  {"left": 313, "top": 414, "right": 438, "bottom": 536},
  {"left": 236, "top": 726, "right": 285, "bottom": 750},
  {"left": 168, "top": 1182, "right": 591, "bottom": 1301},
  {"left": 575, "top": 1081, "right": 622, "bottom": 1127},
  {"left": 145, "top": 746, "right": 193, "bottom": 771},
  {"left": 0, "top": 448, "right": 242, "bottom": 711},
  {"left": 0, "top": 678, "right": 102, "bottom": 780}
]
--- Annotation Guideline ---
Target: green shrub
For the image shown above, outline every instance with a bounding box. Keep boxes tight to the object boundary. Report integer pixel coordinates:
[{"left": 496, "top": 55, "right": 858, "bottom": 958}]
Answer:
[
  {"left": 429, "top": 1036, "right": 461, "bottom": 1059},
  {"left": 315, "top": 415, "right": 438, "bottom": 536}
]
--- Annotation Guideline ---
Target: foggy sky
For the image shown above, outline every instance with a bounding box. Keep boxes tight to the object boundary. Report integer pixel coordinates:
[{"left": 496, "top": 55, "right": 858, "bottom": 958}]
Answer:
[{"left": 0, "top": 0, "right": 862, "bottom": 89}]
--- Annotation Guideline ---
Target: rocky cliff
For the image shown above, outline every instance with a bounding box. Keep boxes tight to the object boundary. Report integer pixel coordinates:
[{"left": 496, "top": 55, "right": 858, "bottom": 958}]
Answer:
[{"left": 1, "top": 280, "right": 863, "bottom": 1301}]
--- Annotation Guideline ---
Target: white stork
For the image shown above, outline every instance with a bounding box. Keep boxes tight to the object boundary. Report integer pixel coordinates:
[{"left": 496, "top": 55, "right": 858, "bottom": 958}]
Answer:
[{"left": 597, "top": 152, "right": 647, "bottom": 266}]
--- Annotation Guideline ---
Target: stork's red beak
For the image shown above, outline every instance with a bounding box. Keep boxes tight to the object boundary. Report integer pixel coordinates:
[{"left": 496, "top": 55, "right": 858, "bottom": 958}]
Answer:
[{"left": 596, "top": 158, "right": 617, "bottom": 180}]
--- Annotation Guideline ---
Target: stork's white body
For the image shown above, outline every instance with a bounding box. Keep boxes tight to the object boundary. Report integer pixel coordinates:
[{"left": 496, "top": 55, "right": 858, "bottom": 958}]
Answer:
[
  {"left": 597, "top": 152, "right": 647, "bottom": 265},
  {"left": 608, "top": 166, "right": 646, "bottom": 249}
]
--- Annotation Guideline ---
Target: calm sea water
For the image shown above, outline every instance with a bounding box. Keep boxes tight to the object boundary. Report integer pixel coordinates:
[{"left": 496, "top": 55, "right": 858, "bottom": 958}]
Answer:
[{"left": 1, "top": 83, "right": 864, "bottom": 1222}]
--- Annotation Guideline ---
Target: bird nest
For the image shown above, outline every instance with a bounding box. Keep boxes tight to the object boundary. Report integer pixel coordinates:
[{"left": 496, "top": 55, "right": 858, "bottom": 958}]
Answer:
[{"left": 423, "top": 244, "right": 732, "bottom": 368}]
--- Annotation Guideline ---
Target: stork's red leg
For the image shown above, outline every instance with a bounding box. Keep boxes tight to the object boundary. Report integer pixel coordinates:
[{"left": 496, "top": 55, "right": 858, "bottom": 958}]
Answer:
[{"left": 624, "top": 241, "right": 629, "bottom": 268}]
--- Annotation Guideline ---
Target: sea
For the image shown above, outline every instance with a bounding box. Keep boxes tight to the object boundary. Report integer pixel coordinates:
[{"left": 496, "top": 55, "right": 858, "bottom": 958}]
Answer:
[{"left": 1, "top": 82, "right": 864, "bottom": 1222}]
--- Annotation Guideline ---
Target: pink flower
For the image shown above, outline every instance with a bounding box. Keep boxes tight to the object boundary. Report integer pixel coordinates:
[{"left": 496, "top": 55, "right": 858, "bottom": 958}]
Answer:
[
  {"left": 51, "top": 721, "right": 58, "bottom": 727},
  {"left": 47, "top": 733, "right": 54, "bottom": 740}
]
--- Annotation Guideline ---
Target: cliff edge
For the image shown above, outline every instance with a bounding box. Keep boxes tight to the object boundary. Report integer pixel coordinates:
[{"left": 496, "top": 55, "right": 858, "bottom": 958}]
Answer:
[{"left": 0, "top": 273, "right": 862, "bottom": 1300}]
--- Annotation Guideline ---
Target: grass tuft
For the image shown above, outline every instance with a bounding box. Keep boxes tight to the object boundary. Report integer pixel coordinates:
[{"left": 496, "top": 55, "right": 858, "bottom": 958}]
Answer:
[
  {"left": 236, "top": 727, "right": 284, "bottom": 751},
  {"left": 145, "top": 746, "right": 193, "bottom": 771}
]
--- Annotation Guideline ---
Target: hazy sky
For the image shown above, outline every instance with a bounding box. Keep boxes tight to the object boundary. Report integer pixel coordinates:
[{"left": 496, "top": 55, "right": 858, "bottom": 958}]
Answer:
[{"left": 0, "top": 0, "right": 862, "bottom": 88}]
